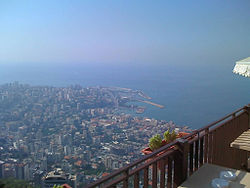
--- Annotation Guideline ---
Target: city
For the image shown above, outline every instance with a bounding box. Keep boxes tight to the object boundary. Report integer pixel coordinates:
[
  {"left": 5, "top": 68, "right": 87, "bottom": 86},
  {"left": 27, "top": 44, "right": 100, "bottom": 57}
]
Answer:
[{"left": 0, "top": 82, "right": 190, "bottom": 187}]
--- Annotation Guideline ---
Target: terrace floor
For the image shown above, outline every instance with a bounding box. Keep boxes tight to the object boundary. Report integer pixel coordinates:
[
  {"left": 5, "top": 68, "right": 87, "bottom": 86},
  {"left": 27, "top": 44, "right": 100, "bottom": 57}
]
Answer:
[{"left": 178, "top": 163, "right": 250, "bottom": 188}]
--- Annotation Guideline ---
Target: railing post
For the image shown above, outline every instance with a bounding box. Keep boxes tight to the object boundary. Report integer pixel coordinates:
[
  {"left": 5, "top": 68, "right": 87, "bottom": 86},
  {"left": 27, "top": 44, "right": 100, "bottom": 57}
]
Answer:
[
  {"left": 167, "top": 156, "right": 173, "bottom": 188},
  {"left": 204, "top": 128, "right": 209, "bottom": 163},
  {"left": 194, "top": 134, "right": 199, "bottom": 170},
  {"left": 134, "top": 172, "right": 139, "bottom": 188},
  {"left": 174, "top": 151, "right": 182, "bottom": 188},
  {"left": 247, "top": 104, "right": 250, "bottom": 128},
  {"left": 246, "top": 104, "right": 250, "bottom": 170},
  {"left": 178, "top": 138, "right": 189, "bottom": 182},
  {"left": 244, "top": 104, "right": 250, "bottom": 128},
  {"left": 143, "top": 167, "right": 149, "bottom": 188},
  {"left": 123, "top": 169, "right": 129, "bottom": 188},
  {"left": 152, "top": 163, "right": 157, "bottom": 188}
]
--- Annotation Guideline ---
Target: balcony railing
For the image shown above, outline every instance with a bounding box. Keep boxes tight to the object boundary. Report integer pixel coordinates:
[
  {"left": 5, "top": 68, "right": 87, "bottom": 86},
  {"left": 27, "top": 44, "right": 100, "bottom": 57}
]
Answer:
[{"left": 86, "top": 105, "right": 250, "bottom": 188}]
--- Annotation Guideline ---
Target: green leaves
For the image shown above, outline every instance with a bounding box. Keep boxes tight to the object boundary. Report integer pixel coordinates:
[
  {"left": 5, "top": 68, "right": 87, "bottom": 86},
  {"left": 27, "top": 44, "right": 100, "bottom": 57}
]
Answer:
[
  {"left": 149, "top": 134, "right": 162, "bottom": 151},
  {"left": 148, "top": 129, "right": 178, "bottom": 151},
  {"left": 163, "top": 130, "right": 170, "bottom": 142},
  {"left": 164, "top": 129, "right": 176, "bottom": 142},
  {"left": 0, "top": 178, "right": 33, "bottom": 188},
  {"left": 53, "top": 185, "right": 63, "bottom": 188}
]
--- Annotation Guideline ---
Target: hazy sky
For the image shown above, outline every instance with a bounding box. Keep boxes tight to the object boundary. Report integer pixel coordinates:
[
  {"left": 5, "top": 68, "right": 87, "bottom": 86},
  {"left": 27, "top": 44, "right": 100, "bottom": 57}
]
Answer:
[{"left": 0, "top": 0, "right": 250, "bottom": 66}]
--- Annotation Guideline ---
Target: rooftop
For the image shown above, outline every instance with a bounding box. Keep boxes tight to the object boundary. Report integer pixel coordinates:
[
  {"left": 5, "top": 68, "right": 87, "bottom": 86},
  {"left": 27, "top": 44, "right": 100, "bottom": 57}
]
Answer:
[{"left": 45, "top": 168, "right": 67, "bottom": 180}]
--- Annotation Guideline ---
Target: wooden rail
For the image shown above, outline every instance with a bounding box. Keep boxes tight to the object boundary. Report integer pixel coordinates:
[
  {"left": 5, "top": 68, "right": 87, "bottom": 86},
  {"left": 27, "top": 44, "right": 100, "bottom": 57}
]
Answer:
[{"left": 86, "top": 104, "right": 250, "bottom": 188}]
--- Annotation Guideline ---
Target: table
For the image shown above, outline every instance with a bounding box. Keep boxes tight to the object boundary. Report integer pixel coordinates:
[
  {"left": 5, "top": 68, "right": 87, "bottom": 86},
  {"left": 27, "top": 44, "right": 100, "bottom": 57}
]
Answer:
[
  {"left": 230, "top": 129, "right": 250, "bottom": 152},
  {"left": 178, "top": 163, "right": 250, "bottom": 188}
]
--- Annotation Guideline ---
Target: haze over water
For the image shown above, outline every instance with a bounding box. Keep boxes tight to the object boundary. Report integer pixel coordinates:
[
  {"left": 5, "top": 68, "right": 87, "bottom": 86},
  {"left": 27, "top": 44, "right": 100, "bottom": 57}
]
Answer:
[
  {"left": 0, "top": 1, "right": 250, "bottom": 129},
  {"left": 1, "top": 62, "right": 249, "bottom": 129}
]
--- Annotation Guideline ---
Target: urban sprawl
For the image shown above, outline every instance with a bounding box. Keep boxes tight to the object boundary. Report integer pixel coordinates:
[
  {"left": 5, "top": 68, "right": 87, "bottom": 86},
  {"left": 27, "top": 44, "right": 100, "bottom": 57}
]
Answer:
[{"left": 0, "top": 82, "right": 191, "bottom": 187}]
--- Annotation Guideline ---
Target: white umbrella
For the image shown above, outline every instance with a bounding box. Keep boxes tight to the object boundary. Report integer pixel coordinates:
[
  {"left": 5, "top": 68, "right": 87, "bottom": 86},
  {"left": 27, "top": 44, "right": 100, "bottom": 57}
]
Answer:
[{"left": 233, "top": 57, "right": 250, "bottom": 77}]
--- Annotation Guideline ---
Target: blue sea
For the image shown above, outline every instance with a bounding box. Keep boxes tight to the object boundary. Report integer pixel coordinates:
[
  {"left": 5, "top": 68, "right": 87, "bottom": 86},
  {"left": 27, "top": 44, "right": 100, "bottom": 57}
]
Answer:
[{"left": 0, "top": 62, "right": 249, "bottom": 129}]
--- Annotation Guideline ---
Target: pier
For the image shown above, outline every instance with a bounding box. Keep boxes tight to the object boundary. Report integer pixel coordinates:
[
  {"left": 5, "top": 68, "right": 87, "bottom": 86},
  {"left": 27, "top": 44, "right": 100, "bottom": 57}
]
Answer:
[{"left": 137, "top": 100, "right": 164, "bottom": 108}]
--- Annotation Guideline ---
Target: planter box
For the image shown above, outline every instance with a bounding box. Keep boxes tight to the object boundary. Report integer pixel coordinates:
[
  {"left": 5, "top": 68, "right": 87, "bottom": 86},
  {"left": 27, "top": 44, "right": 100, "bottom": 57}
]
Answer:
[
  {"left": 141, "top": 132, "right": 192, "bottom": 168},
  {"left": 141, "top": 132, "right": 191, "bottom": 155}
]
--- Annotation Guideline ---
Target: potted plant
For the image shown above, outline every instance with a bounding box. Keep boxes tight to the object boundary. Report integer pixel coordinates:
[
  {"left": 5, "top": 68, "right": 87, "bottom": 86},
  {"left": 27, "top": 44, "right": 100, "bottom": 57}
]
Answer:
[
  {"left": 149, "top": 134, "right": 162, "bottom": 151},
  {"left": 141, "top": 129, "right": 190, "bottom": 155},
  {"left": 141, "top": 130, "right": 193, "bottom": 169}
]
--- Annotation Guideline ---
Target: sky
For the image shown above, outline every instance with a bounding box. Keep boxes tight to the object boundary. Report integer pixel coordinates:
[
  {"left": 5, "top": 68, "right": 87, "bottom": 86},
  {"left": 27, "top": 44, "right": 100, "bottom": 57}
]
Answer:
[{"left": 0, "top": 0, "right": 250, "bottom": 66}]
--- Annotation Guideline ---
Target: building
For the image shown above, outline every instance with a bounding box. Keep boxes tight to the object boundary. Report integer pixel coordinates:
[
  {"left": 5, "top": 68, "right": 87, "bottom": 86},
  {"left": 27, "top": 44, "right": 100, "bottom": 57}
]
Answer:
[
  {"left": 0, "top": 161, "right": 4, "bottom": 178},
  {"left": 42, "top": 168, "right": 76, "bottom": 188},
  {"left": 33, "top": 170, "right": 44, "bottom": 186},
  {"left": 15, "top": 163, "right": 25, "bottom": 179},
  {"left": 40, "top": 157, "right": 48, "bottom": 172}
]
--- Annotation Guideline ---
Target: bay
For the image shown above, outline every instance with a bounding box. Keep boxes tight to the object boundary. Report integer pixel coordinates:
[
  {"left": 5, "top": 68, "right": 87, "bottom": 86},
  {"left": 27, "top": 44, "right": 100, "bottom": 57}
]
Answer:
[{"left": 0, "top": 62, "right": 249, "bottom": 129}]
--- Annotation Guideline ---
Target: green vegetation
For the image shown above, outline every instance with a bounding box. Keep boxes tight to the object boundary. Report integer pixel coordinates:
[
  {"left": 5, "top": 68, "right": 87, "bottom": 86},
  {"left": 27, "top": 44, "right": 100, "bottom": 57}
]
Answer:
[
  {"left": 148, "top": 134, "right": 162, "bottom": 151},
  {"left": 0, "top": 178, "right": 34, "bottom": 188},
  {"left": 53, "top": 185, "right": 63, "bottom": 188},
  {"left": 84, "top": 163, "right": 106, "bottom": 175},
  {"left": 163, "top": 129, "right": 177, "bottom": 143},
  {"left": 148, "top": 130, "right": 177, "bottom": 151}
]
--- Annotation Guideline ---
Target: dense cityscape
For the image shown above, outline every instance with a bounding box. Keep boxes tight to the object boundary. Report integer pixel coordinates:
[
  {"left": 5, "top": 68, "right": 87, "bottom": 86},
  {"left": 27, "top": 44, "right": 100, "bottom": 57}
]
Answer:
[
  {"left": 0, "top": 82, "right": 191, "bottom": 187},
  {"left": 1, "top": 0, "right": 249, "bottom": 187}
]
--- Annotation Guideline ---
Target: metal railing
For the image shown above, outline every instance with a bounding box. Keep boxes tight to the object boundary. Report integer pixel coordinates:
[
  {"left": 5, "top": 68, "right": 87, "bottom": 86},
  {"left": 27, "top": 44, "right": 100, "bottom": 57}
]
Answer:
[{"left": 86, "top": 105, "right": 250, "bottom": 188}]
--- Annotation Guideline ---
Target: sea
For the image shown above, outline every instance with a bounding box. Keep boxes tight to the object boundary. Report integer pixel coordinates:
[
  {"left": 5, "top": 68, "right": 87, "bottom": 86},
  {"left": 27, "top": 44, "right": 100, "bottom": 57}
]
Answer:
[{"left": 0, "top": 62, "right": 249, "bottom": 129}]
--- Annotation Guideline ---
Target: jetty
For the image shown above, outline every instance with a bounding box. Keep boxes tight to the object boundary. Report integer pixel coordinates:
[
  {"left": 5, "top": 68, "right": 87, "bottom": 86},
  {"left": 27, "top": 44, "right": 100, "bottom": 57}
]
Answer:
[{"left": 137, "top": 100, "right": 164, "bottom": 109}]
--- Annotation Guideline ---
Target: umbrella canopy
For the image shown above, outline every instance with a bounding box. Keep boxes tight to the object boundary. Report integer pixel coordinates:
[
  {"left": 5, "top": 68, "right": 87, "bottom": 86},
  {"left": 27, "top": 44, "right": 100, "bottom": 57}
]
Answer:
[{"left": 233, "top": 57, "right": 250, "bottom": 77}]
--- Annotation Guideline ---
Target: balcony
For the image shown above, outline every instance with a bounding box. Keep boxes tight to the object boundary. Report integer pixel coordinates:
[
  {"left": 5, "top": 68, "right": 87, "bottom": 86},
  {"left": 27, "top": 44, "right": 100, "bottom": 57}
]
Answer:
[{"left": 86, "top": 105, "right": 250, "bottom": 188}]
